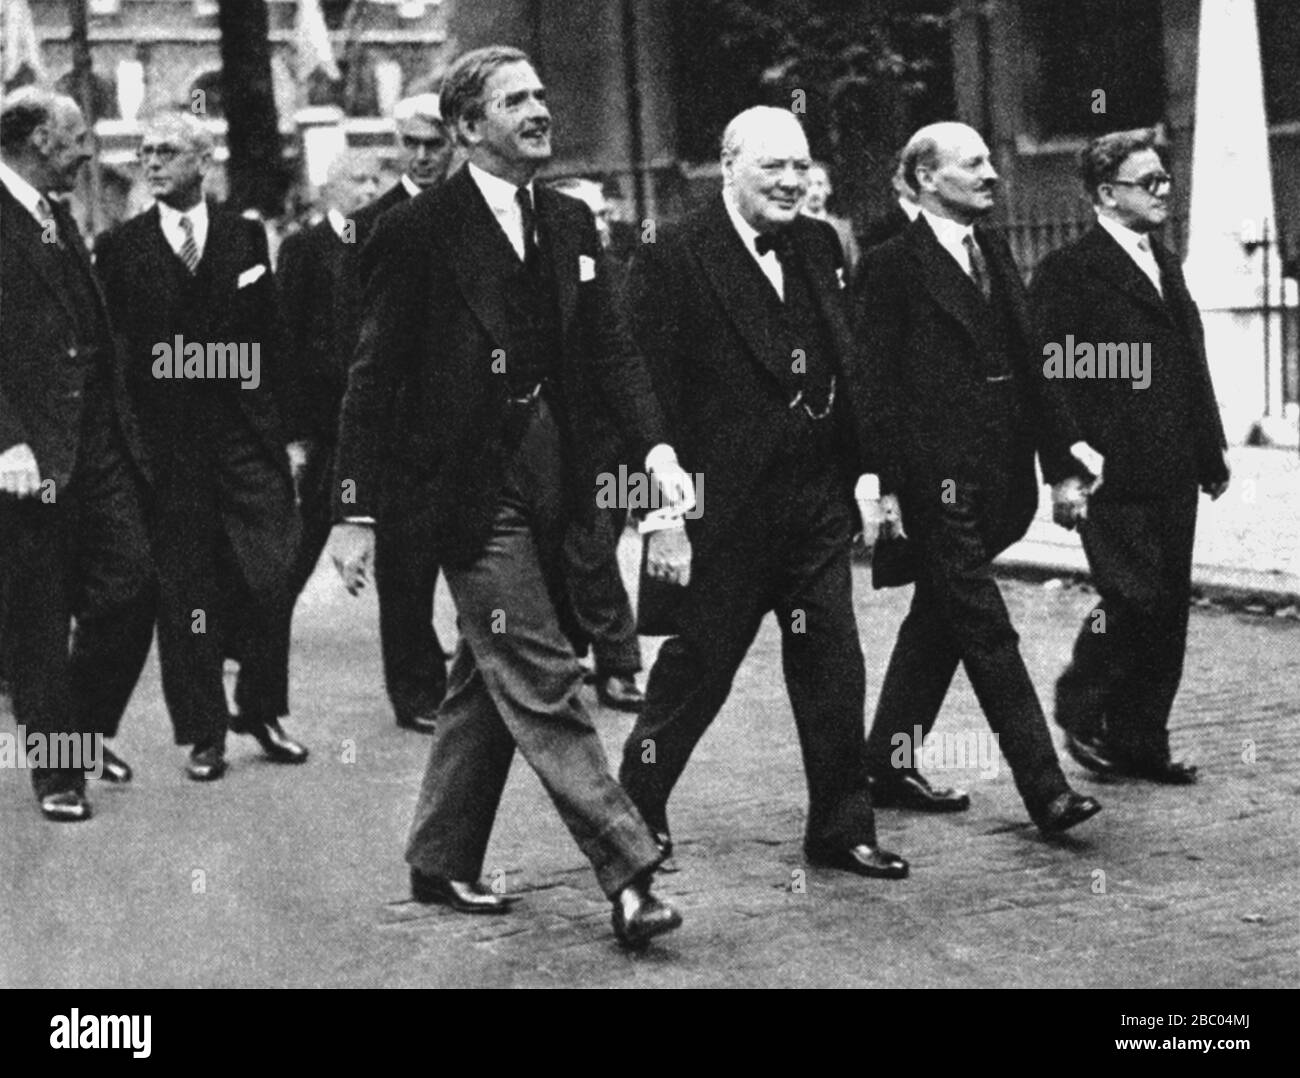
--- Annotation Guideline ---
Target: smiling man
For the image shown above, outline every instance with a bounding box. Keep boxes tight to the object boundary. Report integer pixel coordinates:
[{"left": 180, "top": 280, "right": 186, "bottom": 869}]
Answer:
[
  {"left": 616, "top": 106, "right": 908, "bottom": 883},
  {"left": 853, "top": 121, "right": 1102, "bottom": 836},
  {"left": 329, "top": 45, "right": 690, "bottom": 948}
]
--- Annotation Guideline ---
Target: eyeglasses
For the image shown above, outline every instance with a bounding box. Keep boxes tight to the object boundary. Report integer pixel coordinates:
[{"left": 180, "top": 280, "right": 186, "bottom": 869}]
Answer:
[
  {"left": 1109, "top": 172, "right": 1173, "bottom": 196},
  {"left": 136, "top": 143, "right": 184, "bottom": 164}
]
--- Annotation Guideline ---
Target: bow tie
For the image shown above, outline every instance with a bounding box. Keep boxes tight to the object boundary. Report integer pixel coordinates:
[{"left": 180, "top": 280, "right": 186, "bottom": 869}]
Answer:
[{"left": 754, "top": 231, "right": 793, "bottom": 259}]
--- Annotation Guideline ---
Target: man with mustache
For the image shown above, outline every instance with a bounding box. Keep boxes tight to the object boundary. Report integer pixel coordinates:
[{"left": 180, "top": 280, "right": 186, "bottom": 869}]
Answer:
[
  {"left": 329, "top": 45, "right": 691, "bottom": 947},
  {"left": 339, "top": 95, "right": 457, "bottom": 735},
  {"left": 0, "top": 87, "right": 153, "bottom": 819},
  {"left": 1032, "top": 128, "right": 1229, "bottom": 784},
  {"left": 854, "top": 122, "right": 1101, "bottom": 835},
  {"left": 618, "top": 106, "right": 908, "bottom": 882}
]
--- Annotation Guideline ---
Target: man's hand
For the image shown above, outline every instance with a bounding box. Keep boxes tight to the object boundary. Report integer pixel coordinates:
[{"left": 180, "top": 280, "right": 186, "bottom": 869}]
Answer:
[
  {"left": 1051, "top": 476, "right": 1090, "bottom": 530},
  {"left": 0, "top": 443, "right": 41, "bottom": 498},
  {"left": 1205, "top": 457, "right": 1231, "bottom": 501},
  {"left": 1070, "top": 441, "right": 1105, "bottom": 492},
  {"left": 878, "top": 493, "right": 906, "bottom": 540},
  {"left": 856, "top": 495, "right": 887, "bottom": 548},
  {"left": 287, "top": 439, "right": 312, "bottom": 483},
  {"left": 327, "top": 522, "right": 375, "bottom": 595},
  {"left": 646, "top": 445, "right": 696, "bottom": 516},
  {"left": 646, "top": 525, "right": 692, "bottom": 588}
]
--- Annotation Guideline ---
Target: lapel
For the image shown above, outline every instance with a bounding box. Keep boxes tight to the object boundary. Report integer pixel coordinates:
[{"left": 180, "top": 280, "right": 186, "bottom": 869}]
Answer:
[
  {"left": 1076, "top": 225, "right": 1172, "bottom": 324},
  {"left": 978, "top": 225, "right": 1032, "bottom": 342},
  {"left": 441, "top": 167, "right": 532, "bottom": 352},
  {"left": 1, "top": 186, "right": 81, "bottom": 324},
  {"left": 48, "top": 199, "right": 111, "bottom": 322},
  {"left": 687, "top": 196, "right": 798, "bottom": 390},
  {"left": 536, "top": 185, "right": 580, "bottom": 336},
  {"left": 1150, "top": 238, "right": 1202, "bottom": 339},
  {"left": 791, "top": 219, "right": 853, "bottom": 376},
  {"left": 198, "top": 204, "right": 251, "bottom": 305},
  {"left": 905, "top": 214, "right": 995, "bottom": 351}
]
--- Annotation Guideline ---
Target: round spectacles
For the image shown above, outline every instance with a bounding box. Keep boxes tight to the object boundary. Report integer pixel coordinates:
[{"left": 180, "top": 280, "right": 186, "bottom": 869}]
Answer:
[
  {"left": 136, "top": 144, "right": 184, "bottom": 164},
  {"left": 1109, "top": 173, "right": 1173, "bottom": 196}
]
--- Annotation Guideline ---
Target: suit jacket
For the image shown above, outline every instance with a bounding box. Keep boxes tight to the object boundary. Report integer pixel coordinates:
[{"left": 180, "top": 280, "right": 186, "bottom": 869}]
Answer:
[
  {"left": 333, "top": 165, "right": 667, "bottom": 568},
  {"left": 339, "top": 182, "right": 410, "bottom": 365},
  {"left": 627, "top": 195, "right": 871, "bottom": 561},
  {"left": 0, "top": 185, "right": 144, "bottom": 490},
  {"left": 1030, "top": 225, "right": 1228, "bottom": 500},
  {"left": 95, "top": 202, "right": 290, "bottom": 484},
  {"left": 859, "top": 203, "right": 914, "bottom": 256},
  {"left": 276, "top": 217, "right": 349, "bottom": 444},
  {"left": 853, "top": 214, "right": 1041, "bottom": 556}
]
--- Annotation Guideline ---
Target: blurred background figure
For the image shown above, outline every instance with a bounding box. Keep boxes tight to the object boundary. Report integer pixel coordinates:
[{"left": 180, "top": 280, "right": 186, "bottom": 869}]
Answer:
[
  {"left": 802, "top": 161, "right": 859, "bottom": 275},
  {"left": 859, "top": 150, "right": 921, "bottom": 255},
  {"left": 549, "top": 175, "right": 644, "bottom": 712}
]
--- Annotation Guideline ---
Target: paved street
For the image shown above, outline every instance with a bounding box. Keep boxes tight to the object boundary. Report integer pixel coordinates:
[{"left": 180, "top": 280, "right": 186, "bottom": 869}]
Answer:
[{"left": 2, "top": 541, "right": 1297, "bottom": 989}]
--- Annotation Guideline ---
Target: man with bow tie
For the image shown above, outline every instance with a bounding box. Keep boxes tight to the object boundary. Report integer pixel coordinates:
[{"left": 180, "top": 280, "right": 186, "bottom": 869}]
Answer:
[
  {"left": 854, "top": 121, "right": 1101, "bottom": 836},
  {"left": 96, "top": 112, "right": 308, "bottom": 782},
  {"left": 617, "top": 106, "right": 908, "bottom": 882},
  {"left": 329, "top": 45, "right": 690, "bottom": 948},
  {"left": 1032, "top": 128, "right": 1229, "bottom": 785},
  {"left": 0, "top": 88, "right": 154, "bottom": 821}
]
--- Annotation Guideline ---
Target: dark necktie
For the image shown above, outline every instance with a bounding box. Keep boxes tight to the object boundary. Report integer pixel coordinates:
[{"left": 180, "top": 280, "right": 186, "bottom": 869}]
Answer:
[
  {"left": 178, "top": 214, "right": 200, "bottom": 275},
  {"left": 515, "top": 185, "right": 540, "bottom": 273},
  {"left": 963, "top": 232, "right": 991, "bottom": 301}
]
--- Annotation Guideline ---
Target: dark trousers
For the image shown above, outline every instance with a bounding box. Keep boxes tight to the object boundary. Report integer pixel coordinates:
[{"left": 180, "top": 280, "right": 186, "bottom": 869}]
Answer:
[
  {"left": 0, "top": 450, "right": 153, "bottom": 797},
  {"left": 619, "top": 440, "right": 878, "bottom": 850},
  {"left": 288, "top": 440, "right": 447, "bottom": 720},
  {"left": 864, "top": 481, "right": 1068, "bottom": 812},
  {"left": 1056, "top": 488, "right": 1199, "bottom": 763},
  {"left": 563, "top": 504, "right": 641, "bottom": 676},
  {"left": 153, "top": 428, "right": 299, "bottom": 746},
  {"left": 404, "top": 398, "right": 661, "bottom": 897}
]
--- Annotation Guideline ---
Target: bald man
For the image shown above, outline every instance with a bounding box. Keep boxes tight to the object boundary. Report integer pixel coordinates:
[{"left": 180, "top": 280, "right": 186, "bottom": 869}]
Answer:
[
  {"left": 0, "top": 88, "right": 154, "bottom": 820},
  {"left": 618, "top": 106, "right": 907, "bottom": 881},
  {"left": 340, "top": 94, "right": 456, "bottom": 734},
  {"left": 96, "top": 111, "right": 308, "bottom": 781},
  {"left": 853, "top": 122, "right": 1101, "bottom": 835}
]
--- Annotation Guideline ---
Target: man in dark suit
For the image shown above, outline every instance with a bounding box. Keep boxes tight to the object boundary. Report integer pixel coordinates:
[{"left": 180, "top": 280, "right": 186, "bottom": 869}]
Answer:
[
  {"left": 96, "top": 112, "right": 308, "bottom": 781},
  {"left": 278, "top": 151, "right": 382, "bottom": 605},
  {"left": 0, "top": 88, "right": 153, "bottom": 820},
  {"left": 339, "top": 94, "right": 455, "bottom": 734},
  {"left": 858, "top": 150, "right": 921, "bottom": 254},
  {"left": 547, "top": 176, "right": 644, "bottom": 712},
  {"left": 854, "top": 122, "right": 1101, "bottom": 836},
  {"left": 617, "top": 106, "right": 908, "bottom": 881},
  {"left": 1032, "top": 128, "right": 1229, "bottom": 784},
  {"left": 328, "top": 45, "right": 689, "bottom": 947}
]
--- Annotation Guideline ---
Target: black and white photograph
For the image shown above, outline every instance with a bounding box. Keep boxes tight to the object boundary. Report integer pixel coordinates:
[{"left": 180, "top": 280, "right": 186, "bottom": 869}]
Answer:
[{"left": 0, "top": 0, "right": 1294, "bottom": 1025}]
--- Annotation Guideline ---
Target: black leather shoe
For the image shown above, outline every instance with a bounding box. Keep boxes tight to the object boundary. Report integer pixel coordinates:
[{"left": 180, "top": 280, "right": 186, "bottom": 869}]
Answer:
[
  {"left": 98, "top": 746, "right": 133, "bottom": 784},
  {"left": 187, "top": 741, "right": 227, "bottom": 782},
  {"left": 596, "top": 675, "right": 644, "bottom": 712},
  {"left": 870, "top": 771, "right": 970, "bottom": 812},
  {"left": 612, "top": 878, "right": 682, "bottom": 949},
  {"left": 395, "top": 712, "right": 438, "bottom": 734},
  {"left": 410, "top": 868, "right": 517, "bottom": 913},
  {"left": 1115, "top": 757, "right": 1198, "bottom": 785},
  {"left": 806, "top": 843, "right": 909, "bottom": 879},
  {"left": 40, "top": 789, "right": 92, "bottom": 822},
  {"left": 1034, "top": 790, "right": 1103, "bottom": 835},
  {"left": 654, "top": 830, "right": 680, "bottom": 874},
  {"left": 232, "top": 717, "right": 308, "bottom": 764},
  {"left": 1063, "top": 730, "right": 1118, "bottom": 776}
]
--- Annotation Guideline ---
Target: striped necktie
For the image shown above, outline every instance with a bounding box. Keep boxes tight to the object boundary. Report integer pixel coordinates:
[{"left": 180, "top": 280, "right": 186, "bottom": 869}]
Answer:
[
  {"left": 178, "top": 213, "right": 200, "bottom": 274},
  {"left": 963, "top": 232, "right": 991, "bottom": 301},
  {"left": 35, "top": 196, "right": 62, "bottom": 246}
]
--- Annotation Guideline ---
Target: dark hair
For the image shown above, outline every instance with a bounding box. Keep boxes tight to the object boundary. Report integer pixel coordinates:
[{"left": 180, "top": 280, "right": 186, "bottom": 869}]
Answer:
[
  {"left": 0, "top": 87, "right": 57, "bottom": 152},
  {"left": 439, "top": 45, "right": 531, "bottom": 131},
  {"left": 1080, "top": 128, "right": 1160, "bottom": 203}
]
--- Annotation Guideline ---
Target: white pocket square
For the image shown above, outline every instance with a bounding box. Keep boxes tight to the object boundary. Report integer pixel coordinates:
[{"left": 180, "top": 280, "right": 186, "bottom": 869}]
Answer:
[
  {"left": 579, "top": 255, "right": 597, "bottom": 282},
  {"left": 237, "top": 264, "right": 267, "bottom": 289},
  {"left": 836, "top": 267, "right": 846, "bottom": 289}
]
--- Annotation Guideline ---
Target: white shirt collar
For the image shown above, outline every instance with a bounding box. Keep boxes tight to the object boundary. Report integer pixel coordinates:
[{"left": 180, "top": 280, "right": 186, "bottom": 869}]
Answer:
[
  {"left": 0, "top": 159, "right": 51, "bottom": 225},
  {"left": 1095, "top": 210, "right": 1154, "bottom": 257},
  {"left": 898, "top": 197, "right": 922, "bottom": 221},
  {"left": 722, "top": 187, "right": 766, "bottom": 255},
  {"left": 919, "top": 206, "right": 978, "bottom": 271},
  {"left": 400, "top": 173, "right": 422, "bottom": 199},
  {"left": 468, "top": 161, "right": 532, "bottom": 216},
  {"left": 156, "top": 198, "right": 209, "bottom": 260},
  {"left": 326, "top": 207, "right": 348, "bottom": 240}
]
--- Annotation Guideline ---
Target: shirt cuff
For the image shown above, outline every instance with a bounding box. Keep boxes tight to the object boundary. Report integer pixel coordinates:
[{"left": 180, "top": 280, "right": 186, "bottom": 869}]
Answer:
[
  {"left": 342, "top": 516, "right": 376, "bottom": 526},
  {"left": 637, "top": 508, "right": 686, "bottom": 534},
  {"left": 644, "top": 443, "right": 679, "bottom": 474},
  {"left": 854, "top": 473, "right": 881, "bottom": 502}
]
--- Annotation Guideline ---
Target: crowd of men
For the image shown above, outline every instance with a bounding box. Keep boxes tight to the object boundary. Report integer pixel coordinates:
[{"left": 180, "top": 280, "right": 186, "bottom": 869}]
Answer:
[{"left": 0, "top": 41, "right": 1229, "bottom": 950}]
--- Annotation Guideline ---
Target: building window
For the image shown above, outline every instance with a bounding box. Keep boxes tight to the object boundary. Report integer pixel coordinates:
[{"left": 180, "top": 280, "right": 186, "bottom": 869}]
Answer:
[
  {"left": 1258, "top": 0, "right": 1300, "bottom": 124},
  {"left": 1022, "top": 0, "right": 1165, "bottom": 138}
]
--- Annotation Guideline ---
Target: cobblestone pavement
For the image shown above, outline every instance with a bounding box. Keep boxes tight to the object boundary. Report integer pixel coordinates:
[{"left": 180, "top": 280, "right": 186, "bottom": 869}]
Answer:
[{"left": 2, "top": 544, "right": 1296, "bottom": 989}]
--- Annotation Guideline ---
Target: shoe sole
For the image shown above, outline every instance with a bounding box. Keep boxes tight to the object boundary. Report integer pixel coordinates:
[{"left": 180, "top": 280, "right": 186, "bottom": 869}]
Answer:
[
  {"left": 614, "top": 911, "right": 683, "bottom": 949},
  {"left": 1038, "top": 802, "right": 1103, "bottom": 835}
]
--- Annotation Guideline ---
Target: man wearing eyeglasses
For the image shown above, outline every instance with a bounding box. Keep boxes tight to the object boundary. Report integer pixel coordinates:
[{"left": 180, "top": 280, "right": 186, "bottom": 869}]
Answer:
[
  {"left": 338, "top": 93, "right": 456, "bottom": 735},
  {"left": 1032, "top": 128, "right": 1230, "bottom": 785}
]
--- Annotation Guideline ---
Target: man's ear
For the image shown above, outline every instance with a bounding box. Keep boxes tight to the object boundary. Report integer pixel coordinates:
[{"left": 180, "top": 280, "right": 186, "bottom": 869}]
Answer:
[{"left": 456, "top": 115, "right": 479, "bottom": 149}]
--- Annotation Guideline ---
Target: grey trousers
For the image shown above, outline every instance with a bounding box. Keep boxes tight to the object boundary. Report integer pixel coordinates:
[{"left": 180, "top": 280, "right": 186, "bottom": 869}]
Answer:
[{"left": 404, "top": 399, "right": 661, "bottom": 897}]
